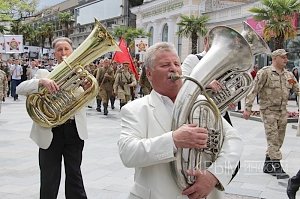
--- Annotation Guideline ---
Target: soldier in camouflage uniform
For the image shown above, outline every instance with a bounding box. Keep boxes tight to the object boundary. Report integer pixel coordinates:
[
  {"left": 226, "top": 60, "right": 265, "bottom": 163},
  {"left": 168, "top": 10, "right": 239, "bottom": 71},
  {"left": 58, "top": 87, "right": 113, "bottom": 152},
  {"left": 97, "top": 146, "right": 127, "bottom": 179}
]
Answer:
[
  {"left": 96, "top": 58, "right": 114, "bottom": 115},
  {"left": 139, "top": 65, "right": 152, "bottom": 96},
  {"left": 113, "top": 61, "right": 136, "bottom": 109},
  {"left": 243, "top": 49, "right": 299, "bottom": 179},
  {"left": 0, "top": 68, "right": 8, "bottom": 113}
]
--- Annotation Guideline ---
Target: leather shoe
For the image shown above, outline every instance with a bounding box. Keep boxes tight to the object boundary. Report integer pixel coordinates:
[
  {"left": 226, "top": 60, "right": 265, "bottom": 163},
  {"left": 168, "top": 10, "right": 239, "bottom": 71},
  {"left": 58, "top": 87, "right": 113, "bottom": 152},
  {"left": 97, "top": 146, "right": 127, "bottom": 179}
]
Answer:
[{"left": 287, "top": 178, "right": 298, "bottom": 199}]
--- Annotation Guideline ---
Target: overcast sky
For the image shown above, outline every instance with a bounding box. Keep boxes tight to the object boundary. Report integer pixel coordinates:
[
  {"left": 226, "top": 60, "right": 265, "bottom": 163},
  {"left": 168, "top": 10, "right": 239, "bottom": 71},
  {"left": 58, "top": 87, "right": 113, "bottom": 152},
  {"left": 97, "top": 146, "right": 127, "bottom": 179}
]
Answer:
[{"left": 37, "top": 0, "right": 65, "bottom": 10}]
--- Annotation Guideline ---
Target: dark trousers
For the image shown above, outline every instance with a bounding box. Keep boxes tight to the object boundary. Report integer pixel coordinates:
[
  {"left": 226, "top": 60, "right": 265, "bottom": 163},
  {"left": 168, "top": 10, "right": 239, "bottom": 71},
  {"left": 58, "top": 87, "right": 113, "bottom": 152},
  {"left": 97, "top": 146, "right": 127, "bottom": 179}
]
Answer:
[
  {"left": 290, "top": 170, "right": 300, "bottom": 187},
  {"left": 39, "top": 120, "right": 87, "bottom": 199},
  {"left": 223, "top": 111, "right": 232, "bottom": 126},
  {"left": 11, "top": 79, "right": 21, "bottom": 99}
]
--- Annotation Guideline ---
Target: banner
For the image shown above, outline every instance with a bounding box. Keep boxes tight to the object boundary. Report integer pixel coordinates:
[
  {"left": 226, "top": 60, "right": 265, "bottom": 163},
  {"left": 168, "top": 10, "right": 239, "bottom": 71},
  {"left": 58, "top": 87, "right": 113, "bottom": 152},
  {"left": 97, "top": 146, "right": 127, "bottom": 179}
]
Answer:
[
  {"left": 134, "top": 38, "right": 148, "bottom": 54},
  {"left": 246, "top": 17, "right": 266, "bottom": 36},
  {"left": 24, "top": 45, "right": 41, "bottom": 59},
  {"left": 4, "top": 35, "right": 23, "bottom": 53},
  {"left": 0, "top": 36, "right": 5, "bottom": 53},
  {"left": 112, "top": 37, "right": 139, "bottom": 80}
]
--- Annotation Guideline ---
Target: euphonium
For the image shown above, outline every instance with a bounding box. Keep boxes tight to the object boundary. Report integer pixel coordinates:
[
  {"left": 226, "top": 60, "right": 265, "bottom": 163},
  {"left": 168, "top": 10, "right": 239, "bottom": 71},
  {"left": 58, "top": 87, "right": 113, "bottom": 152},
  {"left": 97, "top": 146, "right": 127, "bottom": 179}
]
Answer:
[
  {"left": 171, "top": 26, "right": 253, "bottom": 190},
  {"left": 26, "top": 19, "right": 120, "bottom": 128}
]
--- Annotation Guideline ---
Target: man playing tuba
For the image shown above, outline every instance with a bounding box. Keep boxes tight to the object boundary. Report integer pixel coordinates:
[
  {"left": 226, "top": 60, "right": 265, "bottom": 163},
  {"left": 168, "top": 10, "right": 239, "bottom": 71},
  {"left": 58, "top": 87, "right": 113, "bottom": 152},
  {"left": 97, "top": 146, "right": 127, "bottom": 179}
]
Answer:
[{"left": 16, "top": 37, "right": 89, "bottom": 199}]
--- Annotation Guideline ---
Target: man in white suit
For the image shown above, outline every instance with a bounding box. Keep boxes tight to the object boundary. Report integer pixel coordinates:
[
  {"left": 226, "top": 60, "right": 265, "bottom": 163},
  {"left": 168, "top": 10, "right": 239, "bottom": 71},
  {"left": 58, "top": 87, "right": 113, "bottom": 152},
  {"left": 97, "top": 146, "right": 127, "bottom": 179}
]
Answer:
[
  {"left": 16, "top": 37, "right": 88, "bottom": 199},
  {"left": 118, "top": 42, "right": 242, "bottom": 199}
]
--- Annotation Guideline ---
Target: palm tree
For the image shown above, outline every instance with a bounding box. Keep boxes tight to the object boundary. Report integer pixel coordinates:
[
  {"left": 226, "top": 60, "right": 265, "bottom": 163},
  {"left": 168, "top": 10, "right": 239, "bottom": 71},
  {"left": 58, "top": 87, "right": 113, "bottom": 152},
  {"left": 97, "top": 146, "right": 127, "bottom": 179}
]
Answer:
[
  {"left": 112, "top": 26, "right": 150, "bottom": 50},
  {"left": 177, "top": 15, "right": 209, "bottom": 54},
  {"left": 58, "top": 11, "right": 74, "bottom": 37},
  {"left": 249, "top": 0, "right": 300, "bottom": 50}
]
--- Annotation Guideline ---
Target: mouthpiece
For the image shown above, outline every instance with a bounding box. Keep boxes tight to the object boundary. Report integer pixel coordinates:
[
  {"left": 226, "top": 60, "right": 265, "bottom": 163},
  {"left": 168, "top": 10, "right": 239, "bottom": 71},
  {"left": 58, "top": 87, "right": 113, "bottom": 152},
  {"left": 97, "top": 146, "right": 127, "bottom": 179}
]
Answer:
[{"left": 169, "top": 72, "right": 182, "bottom": 81}]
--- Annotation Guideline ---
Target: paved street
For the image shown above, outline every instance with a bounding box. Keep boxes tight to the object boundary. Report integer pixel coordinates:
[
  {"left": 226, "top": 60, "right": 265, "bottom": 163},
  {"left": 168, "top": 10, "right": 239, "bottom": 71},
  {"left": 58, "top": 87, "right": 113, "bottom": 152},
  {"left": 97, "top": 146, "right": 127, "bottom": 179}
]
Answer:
[{"left": 1, "top": 96, "right": 300, "bottom": 199}]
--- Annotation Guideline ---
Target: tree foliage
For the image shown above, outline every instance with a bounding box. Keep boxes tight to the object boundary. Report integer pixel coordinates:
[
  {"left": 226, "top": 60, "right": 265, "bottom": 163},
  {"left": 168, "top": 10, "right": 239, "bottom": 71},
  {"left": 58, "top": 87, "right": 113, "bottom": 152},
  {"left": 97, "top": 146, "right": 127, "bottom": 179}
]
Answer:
[
  {"left": 58, "top": 11, "right": 74, "bottom": 37},
  {"left": 112, "top": 26, "right": 150, "bottom": 50},
  {"left": 177, "top": 15, "right": 209, "bottom": 54},
  {"left": 249, "top": 0, "right": 300, "bottom": 49}
]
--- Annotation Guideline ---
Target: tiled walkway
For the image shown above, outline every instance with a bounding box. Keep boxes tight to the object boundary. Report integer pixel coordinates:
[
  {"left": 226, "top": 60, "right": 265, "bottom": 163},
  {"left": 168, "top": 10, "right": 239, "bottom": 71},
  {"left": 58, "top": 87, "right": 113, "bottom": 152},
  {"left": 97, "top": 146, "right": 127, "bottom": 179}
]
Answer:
[{"left": 0, "top": 96, "right": 299, "bottom": 199}]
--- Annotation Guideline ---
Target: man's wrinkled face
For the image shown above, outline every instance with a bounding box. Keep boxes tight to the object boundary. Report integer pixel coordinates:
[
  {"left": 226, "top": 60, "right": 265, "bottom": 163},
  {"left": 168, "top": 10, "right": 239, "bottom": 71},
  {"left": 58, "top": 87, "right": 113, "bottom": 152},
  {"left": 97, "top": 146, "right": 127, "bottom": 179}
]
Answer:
[
  {"left": 273, "top": 54, "right": 288, "bottom": 69},
  {"left": 146, "top": 50, "right": 182, "bottom": 100},
  {"left": 54, "top": 41, "right": 73, "bottom": 63}
]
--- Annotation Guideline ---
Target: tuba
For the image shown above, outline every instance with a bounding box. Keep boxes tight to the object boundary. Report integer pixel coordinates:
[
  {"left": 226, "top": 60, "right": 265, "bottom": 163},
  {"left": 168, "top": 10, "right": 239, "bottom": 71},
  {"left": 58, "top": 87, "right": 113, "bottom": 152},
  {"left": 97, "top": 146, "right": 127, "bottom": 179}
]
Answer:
[
  {"left": 26, "top": 19, "right": 120, "bottom": 128},
  {"left": 171, "top": 26, "right": 253, "bottom": 190},
  {"left": 205, "top": 21, "right": 271, "bottom": 112}
]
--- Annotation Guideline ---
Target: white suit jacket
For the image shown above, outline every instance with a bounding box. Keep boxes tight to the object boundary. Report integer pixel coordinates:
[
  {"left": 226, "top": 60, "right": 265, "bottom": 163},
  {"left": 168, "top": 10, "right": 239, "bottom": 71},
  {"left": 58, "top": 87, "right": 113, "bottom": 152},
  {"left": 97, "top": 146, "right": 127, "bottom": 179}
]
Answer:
[
  {"left": 118, "top": 90, "right": 243, "bottom": 199},
  {"left": 16, "top": 69, "right": 88, "bottom": 149}
]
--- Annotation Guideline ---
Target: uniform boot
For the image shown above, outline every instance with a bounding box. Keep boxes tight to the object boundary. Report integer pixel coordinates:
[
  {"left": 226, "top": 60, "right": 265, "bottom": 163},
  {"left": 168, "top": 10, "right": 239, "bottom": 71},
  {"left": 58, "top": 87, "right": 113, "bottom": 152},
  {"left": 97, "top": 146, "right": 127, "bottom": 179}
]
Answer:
[
  {"left": 272, "top": 160, "right": 289, "bottom": 179},
  {"left": 96, "top": 99, "right": 101, "bottom": 112},
  {"left": 287, "top": 178, "right": 299, "bottom": 199},
  {"left": 120, "top": 102, "right": 126, "bottom": 110},
  {"left": 110, "top": 96, "right": 115, "bottom": 109},
  {"left": 103, "top": 103, "right": 108, "bottom": 115},
  {"left": 263, "top": 155, "right": 275, "bottom": 174}
]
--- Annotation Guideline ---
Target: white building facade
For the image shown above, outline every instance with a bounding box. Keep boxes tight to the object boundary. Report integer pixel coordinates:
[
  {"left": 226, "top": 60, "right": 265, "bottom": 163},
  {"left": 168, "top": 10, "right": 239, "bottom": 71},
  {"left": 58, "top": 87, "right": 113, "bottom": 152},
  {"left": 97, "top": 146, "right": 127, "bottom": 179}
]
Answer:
[{"left": 131, "top": 0, "right": 264, "bottom": 61}]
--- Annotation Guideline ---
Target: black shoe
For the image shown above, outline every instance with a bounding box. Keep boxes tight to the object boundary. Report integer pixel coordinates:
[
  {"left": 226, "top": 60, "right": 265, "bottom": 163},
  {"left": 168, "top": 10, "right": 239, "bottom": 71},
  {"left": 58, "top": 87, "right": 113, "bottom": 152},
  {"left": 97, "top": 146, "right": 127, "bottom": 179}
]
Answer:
[
  {"left": 287, "top": 178, "right": 299, "bottom": 199},
  {"left": 273, "top": 160, "right": 290, "bottom": 179},
  {"left": 111, "top": 105, "right": 115, "bottom": 110},
  {"left": 88, "top": 106, "right": 92, "bottom": 108},
  {"left": 263, "top": 156, "right": 275, "bottom": 175},
  {"left": 96, "top": 107, "right": 101, "bottom": 112},
  {"left": 104, "top": 109, "right": 108, "bottom": 115}
]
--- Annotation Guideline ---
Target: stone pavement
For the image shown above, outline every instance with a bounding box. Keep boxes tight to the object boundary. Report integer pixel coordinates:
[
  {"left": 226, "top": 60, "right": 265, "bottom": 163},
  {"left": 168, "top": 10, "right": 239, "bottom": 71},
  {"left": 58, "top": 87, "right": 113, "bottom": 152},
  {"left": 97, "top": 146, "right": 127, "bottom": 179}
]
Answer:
[{"left": 1, "top": 96, "right": 300, "bottom": 199}]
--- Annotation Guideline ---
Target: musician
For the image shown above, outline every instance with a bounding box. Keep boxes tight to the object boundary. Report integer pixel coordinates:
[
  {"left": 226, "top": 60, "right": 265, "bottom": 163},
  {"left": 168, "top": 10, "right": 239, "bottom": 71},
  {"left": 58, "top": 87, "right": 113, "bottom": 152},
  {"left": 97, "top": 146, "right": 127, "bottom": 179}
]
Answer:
[
  {"left": 95, "top": 57, "right": 114, "bottom": 115},
  {"left": 16, "top": 37, "right": 88, "bottom": 199},
  {"left": 118, "top": 42, "right": 242, "bottom": 199},
  {"left": 243, "top": 49, "right": 299, "bottom": 179}
]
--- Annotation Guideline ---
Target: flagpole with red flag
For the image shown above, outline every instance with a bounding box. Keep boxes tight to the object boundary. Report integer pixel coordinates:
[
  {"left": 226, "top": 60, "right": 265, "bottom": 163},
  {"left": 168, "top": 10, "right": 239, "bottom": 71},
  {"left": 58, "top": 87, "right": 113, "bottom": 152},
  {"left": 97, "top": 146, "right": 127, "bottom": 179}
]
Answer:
[{"left": 112, "top": 37, "right": 139, "bottom": 80}]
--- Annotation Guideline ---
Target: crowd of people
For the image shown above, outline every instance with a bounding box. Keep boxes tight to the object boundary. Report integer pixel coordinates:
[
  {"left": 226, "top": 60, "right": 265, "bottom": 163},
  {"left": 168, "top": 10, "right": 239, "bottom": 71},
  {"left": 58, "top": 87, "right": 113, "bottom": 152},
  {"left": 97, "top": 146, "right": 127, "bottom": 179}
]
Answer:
[{"left": 0, "top": 36, "right": 300, "bottom": 199}]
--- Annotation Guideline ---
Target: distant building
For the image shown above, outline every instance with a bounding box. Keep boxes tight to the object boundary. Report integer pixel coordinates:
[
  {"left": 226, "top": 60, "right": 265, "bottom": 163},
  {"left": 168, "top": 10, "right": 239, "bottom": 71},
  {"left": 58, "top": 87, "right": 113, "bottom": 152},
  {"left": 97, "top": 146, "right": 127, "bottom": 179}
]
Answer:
[{"left": 25, "top": 0, "right": 135, "bottom": 48}]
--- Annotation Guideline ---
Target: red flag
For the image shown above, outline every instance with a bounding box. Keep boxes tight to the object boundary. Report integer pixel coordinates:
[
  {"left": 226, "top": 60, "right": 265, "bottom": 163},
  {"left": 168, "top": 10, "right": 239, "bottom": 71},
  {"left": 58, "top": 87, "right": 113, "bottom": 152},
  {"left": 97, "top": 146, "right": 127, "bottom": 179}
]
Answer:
[{"left": 112, "top": 38, "right": 139, "bottom": 80}]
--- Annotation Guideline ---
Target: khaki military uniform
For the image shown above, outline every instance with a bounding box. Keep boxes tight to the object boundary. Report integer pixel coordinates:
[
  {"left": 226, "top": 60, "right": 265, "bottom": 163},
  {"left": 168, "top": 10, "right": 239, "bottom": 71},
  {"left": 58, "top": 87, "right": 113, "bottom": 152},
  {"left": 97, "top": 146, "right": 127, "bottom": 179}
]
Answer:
[
  {"left": 0, "top": 69, "right": 8, "bottom": 113},
  {"left": 96, "top": 66, "right": 114, "bottom": 115},
  {"left": 139, "top": 67, "right": 152, "bottom": 95},
  {"left": 245, "top": 65, "right": 299, "bottom": 160},
  {"left": 114, "top": 70, "right": 136, "bottom": 107}
]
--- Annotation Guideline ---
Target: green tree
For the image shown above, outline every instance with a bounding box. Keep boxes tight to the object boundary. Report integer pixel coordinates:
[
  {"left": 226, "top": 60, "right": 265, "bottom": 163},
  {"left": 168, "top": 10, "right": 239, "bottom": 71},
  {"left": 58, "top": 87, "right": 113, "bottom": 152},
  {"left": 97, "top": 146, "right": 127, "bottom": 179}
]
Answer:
[
  {"left": 0, "top": 0, "right": 38, "bottom": 22},
  {"left": 177, "top": 15, "right": 209, "bottom": 54},
  {"left": 58, "top": 11, "right": 74, "bottom": 37},
  {"left": 249, "top": 0, "right": 300, "bottom": 50},
  {"left": 112, "top": 26, "right": 150, "bottom": 50}
]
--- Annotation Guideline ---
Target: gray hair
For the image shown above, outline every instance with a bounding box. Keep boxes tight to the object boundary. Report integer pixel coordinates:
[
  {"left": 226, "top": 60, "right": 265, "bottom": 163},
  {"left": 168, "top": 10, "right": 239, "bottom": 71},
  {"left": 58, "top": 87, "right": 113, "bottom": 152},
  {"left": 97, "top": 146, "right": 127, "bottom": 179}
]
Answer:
[
  {"left": 52, "top": 37, "right": 73, "bottom": 48},
  {"left": 143, "top": 42, "right": 178, "bottom": 70}
]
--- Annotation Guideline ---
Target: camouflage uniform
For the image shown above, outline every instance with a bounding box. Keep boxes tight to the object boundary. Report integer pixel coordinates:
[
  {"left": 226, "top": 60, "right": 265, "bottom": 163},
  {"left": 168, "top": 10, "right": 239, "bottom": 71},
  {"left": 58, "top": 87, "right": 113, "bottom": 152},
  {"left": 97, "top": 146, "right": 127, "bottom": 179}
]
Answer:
[
  {"left": 114, "top": 69, "right": 136, "bottom": 108},
  {"left": 245, "top": 65, "right": 299, "bottom": 160},
  {"left": 0, "top": 69, "right": 8, "bottom": 113},
  {"left": 96, "top": 66, "right": 114, "bottom": 115}
]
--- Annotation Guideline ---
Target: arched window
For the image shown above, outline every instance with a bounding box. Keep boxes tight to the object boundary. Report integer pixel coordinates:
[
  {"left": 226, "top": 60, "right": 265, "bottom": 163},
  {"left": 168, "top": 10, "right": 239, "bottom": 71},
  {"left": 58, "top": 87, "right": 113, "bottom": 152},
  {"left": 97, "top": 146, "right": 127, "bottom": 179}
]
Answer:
[
  {"left": 162, "top": 23, "right": 168, "bottom": 42},
  {"left": 149, "top": 27, "right": 154, "bottom": 46}
]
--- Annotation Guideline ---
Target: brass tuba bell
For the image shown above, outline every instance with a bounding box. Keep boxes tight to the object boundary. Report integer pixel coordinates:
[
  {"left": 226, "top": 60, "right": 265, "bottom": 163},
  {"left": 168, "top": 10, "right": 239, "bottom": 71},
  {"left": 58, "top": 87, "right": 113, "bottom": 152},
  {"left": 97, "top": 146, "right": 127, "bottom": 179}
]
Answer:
[
  {"left": 26, "top": 19, "right": 120, "bottom": 128},
  {"left": 171, "top": 26, "right": 253, "bottom": 190}
]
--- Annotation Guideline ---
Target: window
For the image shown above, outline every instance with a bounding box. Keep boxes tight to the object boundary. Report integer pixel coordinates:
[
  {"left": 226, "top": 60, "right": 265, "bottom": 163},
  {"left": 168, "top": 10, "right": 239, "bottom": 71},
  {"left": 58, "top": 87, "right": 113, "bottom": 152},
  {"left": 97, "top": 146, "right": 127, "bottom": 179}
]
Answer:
[
  {"left": 162, "top": 24, "right": 168, "bottom": 42},
  {"left": 149, "top": 27, "right": 154, "bottom": 46}
]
